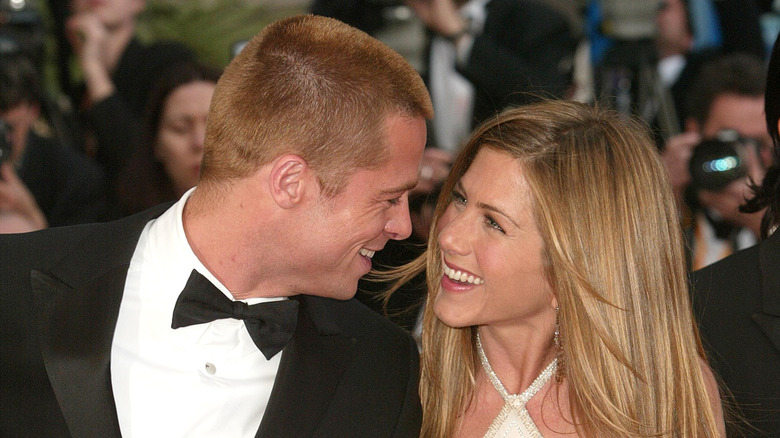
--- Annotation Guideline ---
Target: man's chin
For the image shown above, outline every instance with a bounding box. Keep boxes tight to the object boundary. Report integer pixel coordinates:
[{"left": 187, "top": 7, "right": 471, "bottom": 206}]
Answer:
[{"left": 315, "top": 279, "right": 360, "bottom": 301}]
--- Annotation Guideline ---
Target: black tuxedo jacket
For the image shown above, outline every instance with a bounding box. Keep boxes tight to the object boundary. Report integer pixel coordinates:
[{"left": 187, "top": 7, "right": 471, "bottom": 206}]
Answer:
[
  {"left": 0, "top": 205, "right": 421, "bottom": 437},
  {"left": 456, "top": 0, "right": 577, "bottom": 127},
  {"left": 19, "top": 132, "right": 113, "bottom": 227},
  {"left": 691, "top": 231, "right": 780, "bottom": 437}
]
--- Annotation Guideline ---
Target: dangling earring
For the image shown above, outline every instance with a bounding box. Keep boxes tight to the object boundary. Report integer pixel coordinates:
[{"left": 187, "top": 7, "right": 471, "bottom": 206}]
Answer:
[{"left": 554, "top": 306, "right": 566, "bottom": 383}]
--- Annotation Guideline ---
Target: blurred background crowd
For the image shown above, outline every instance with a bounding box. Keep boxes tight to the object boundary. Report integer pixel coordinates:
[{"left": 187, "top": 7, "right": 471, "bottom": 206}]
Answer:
[{"left": 3, "top": 0, "right": 778, "bottom": 263}]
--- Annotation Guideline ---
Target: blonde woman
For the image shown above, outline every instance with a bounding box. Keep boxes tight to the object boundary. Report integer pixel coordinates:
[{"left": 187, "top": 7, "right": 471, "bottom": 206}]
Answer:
[{"left": 390, "top": 100, "right": 725, "bottom": 437}]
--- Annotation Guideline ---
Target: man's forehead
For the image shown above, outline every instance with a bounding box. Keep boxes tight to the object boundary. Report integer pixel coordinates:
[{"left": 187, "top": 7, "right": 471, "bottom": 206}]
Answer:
[
  {"left": 706, "top": 95, "right": 765, "bottom": 136},
  {"left": 349, "top": 157, "right": 420, "bottom": 198},
  {"left": 354, "top": 113, "right": 426, "bottom": 193}
]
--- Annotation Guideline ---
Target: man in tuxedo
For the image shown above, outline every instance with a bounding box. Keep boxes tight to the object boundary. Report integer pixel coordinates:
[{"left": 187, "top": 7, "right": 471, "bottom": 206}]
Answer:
[{"left": 0, "top": 15, "right": 433, "bottom": 438}]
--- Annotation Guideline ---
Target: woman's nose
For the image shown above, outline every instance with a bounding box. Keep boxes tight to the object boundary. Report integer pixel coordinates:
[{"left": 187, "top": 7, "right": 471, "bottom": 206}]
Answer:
[{"left": 437, "top": 208, "right": 469, "bottom": 256}]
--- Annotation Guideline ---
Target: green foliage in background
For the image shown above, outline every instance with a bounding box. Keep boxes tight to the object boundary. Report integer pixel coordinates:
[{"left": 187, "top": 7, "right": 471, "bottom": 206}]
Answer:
[
  {"left": 138, "top": 2, "right": 306, "bottom": 68},
  {"left": 34, "top": 0, "right": 306, "bottom": 93}
]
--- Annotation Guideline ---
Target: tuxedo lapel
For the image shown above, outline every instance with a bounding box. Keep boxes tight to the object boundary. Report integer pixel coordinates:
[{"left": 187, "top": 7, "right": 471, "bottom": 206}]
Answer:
[
  {"left": 257, "top": 296, "right": 355, "bottom": 437},
  {"left": 31, "top": 204, "right": 170, "bottom": 438},
  {"left": 757, "top": 231, "right": 780, "bottom": 354},
  {"left": 32, "top": 267, "right": 127, "bottom": 438}
]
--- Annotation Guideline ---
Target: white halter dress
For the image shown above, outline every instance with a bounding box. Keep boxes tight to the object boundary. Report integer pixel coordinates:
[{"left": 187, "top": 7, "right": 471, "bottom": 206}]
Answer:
[{"left": 476, "top": 333, "right": 557, "bottom": 438}]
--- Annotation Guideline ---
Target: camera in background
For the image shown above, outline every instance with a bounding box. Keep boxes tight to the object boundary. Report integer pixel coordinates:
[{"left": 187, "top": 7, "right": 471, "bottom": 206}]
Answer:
[
  {"left": 0, "top": 0, "right": 45, "bottom": 71},
  {"left": 689, "top": 129, "right": 753, "bottom": 192}
]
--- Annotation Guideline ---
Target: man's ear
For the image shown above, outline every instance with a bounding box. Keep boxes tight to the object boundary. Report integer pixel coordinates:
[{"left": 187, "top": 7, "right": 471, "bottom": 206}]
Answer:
[{"left": 269, "top": 155, "right": 312, "bottom": 209}]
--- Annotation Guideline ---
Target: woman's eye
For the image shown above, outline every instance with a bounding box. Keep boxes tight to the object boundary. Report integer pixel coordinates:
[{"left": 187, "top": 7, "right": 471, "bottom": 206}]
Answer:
[
  {"left": 486, "top": 216, "right": 504, "bottom": 233},
  {"left": 452, "top": 190, "right": 467, "bottom": 206}
]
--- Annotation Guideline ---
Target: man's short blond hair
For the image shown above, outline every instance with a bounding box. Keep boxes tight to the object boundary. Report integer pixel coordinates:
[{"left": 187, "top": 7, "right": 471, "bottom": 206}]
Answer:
[{"left": 200, "top": 15, "right": 433, "bottom": 195}]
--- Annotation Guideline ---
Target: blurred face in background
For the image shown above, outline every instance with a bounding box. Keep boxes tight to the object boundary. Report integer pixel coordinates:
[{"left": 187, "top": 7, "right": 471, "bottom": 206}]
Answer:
[
  {"left": 155, "top": 80, "right": 215, "bottom": 197},
  {"left": 69, "top": 0, "right": 145, "bottom": 28},
  {"left": 702, "top": 93, "right": 773, "bottom": 171},
  {"left": 655, "top": 0, "right": 693, "bottom": 58}
]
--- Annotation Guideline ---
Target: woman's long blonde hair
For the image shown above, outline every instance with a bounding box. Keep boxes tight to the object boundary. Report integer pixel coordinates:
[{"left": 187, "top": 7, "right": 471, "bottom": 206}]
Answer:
[{"left": 390, "top": 101, "right": 721, "bottom": 437}]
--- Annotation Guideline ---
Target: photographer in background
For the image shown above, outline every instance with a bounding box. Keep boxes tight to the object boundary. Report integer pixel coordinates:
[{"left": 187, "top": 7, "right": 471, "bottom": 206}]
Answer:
[
  {"left": 0, "top": 56, "right": 111, "bottom": 231},
  {"left": 0, "top": 0, "right": 80, "bottom": 152},
  {"left": 310, "top": 0, "right": 389, "bottom": 36},
  {"left": 661, "top": 53, "right": 770, "bottom": 269},
  {"left": 687, "top": 130, "right": 767, "bottom": 269}
]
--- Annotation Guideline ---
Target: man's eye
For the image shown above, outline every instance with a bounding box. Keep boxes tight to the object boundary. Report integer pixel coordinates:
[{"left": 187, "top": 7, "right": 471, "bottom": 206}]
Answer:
[{"left": 387, "top": 192, "right": 407, "bottom": 206}]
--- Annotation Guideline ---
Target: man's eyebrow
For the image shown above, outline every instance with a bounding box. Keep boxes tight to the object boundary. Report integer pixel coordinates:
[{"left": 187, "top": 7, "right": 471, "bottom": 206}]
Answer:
[{"left": 379, "top": 181, "right": 418, "bottom": 195}]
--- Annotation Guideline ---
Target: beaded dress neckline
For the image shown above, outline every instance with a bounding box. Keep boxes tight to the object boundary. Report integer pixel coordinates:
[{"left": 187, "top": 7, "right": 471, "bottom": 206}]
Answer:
[{"left": 476, "top": 332, "right": 557, "bottom": 438}]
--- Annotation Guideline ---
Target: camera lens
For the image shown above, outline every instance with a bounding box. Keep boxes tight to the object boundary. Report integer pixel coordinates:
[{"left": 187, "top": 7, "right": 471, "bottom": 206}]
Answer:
[{"left": 689, "top": 136, "right": 747, "bottom": 191}]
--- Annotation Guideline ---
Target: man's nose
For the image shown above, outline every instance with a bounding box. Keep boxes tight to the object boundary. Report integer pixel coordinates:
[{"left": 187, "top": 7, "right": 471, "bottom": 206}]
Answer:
[{"left": 386, "top": 199, "right": 413, "bottom": 240}]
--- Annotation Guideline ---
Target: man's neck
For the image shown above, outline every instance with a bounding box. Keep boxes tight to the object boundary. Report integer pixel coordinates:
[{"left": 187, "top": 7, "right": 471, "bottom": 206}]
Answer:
[{"left": 182, "top": 185, "right": 294, "bottom": 300}]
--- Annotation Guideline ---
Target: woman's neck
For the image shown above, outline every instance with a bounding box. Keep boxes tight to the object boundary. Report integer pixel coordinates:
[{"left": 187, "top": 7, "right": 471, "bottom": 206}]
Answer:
[{"left": 476, "top": 321, "right": 556, "bottom": 394}]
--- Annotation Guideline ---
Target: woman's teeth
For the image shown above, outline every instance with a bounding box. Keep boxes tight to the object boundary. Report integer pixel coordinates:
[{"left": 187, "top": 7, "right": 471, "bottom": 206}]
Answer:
[
  {"left": 359, "top": 249, "right": 375, "bottom": 258},
  {"left": 443, "top": 265, "right": 483, "bottom": 285}
]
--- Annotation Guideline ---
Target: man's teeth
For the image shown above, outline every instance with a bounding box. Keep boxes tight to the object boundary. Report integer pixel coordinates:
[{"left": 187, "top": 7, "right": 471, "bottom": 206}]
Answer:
[
  {"left": 359, "top": 249, "right": 375, "bottom": 258},
  {"left": 443, "top": 265, "right": 483, "bottom": 285}
]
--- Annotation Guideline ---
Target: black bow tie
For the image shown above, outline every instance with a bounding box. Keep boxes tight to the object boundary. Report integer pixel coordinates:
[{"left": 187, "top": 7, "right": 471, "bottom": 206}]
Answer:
[{"left": 171, "top": 270, "right": 299, "bottom": 359}]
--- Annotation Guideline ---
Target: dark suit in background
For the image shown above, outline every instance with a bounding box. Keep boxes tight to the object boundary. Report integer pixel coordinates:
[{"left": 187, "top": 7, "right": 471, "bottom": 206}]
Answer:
[
  {"left": 455, "top": 0, "right": 578, "bottom": 127},
  {"left": 691, "top": 230, "right": 780, "bottom": 437},
  {"left": 18, "top": 131, "right": 112, "bottom": 227}
]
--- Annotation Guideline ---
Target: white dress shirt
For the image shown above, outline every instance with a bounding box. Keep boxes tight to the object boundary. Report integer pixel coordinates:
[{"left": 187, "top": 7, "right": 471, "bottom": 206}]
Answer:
[
  {"left": 111, "top": 189, "right": 284, "bottom": 437},
  {"left": 657, "top": 53, "right": 687, "bottom": 88}
]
